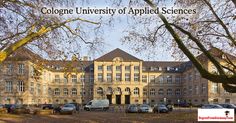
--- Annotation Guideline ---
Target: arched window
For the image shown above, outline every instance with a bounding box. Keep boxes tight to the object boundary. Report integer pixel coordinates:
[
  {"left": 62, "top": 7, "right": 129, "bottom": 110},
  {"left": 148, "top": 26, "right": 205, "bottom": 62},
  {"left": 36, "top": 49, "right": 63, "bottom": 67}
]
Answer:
[
  {"left": 72, "top": 88, "right": 77, "bottom": 95},
  {"left": 54, "top": 88, "right": 60, "bottom": 95},
  {"left": 125, "top": 87, "right": 130, "bottom": 92},
  {"left": 107, "top": 87, "right": 112, "bottom": 93},
  {"left": 117, "top": 87, "right": 121, "bottom": 92},
  {"left": 158, "top": 89, "right": 164, "bottom": 95},
  {"left": 97, "top": 87, "right": 103, "bottom": 95},
  {"left": 175, "top": 89, "right": 181, "bottom": 95},
  {"left": 134, "top": 87, "right": 139, "bottom": 95},
  {"left": 150, "top": 88, "right": 156, "bottom": 95},
  {"left": 167, "top": 89, "right": 172, "bottom": 95},
  {"left": 63, "top": 88, "right": 68, "bottom": 95},
  {"left": 143, "top": 88, "right": 147, "bottom": 96}
]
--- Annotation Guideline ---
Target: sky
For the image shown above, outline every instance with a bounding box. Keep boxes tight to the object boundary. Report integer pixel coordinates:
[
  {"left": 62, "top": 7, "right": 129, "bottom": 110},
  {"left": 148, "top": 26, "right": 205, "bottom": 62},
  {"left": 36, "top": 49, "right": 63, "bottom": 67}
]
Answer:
[{"left": 77, "top": 0, "right": 176, "bottom": 61}]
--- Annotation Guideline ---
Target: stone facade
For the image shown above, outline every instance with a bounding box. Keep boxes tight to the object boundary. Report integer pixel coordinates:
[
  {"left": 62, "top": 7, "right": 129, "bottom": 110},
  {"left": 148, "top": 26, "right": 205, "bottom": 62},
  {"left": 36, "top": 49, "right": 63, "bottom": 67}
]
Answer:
[{"left": 0, "top": 48, "right": 235, "bottom": 105}]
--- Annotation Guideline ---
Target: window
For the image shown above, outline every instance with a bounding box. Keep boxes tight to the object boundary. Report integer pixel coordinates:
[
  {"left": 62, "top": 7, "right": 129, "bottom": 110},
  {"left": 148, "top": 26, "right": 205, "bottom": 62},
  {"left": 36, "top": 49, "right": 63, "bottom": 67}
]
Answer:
[
  {"left": 167, "top": 75, "right": 172, "bottom": 83},
  {"left": 175, "top": 76, "right": 181, "bottom": 84},
  {"left": 175, "top": 89, "right": 181, "bottom": 95},
  {"left": 195, "top": 85, "right": 199, "bottom": 94},
  {"left": 125, "top": 87, "right": 130, "bottom": 93},
  {"left": 201, "top": 83, "right": 206, "bottom": 94},
  {"left": 30, "top": 82, "right": 34, "bottom": 94},
  {"left": 89, "top": 75, "right": 94, "bottom": 83},
  {"left": 17, "top": 81, "right": 24, "bottom": 92},
  {"left": 142, "top": 75, "right": 147, "bottom": 83},
  {"left": 6, "top": 64, "right": 13, "bottom": 75},
  {"left": 159, "top": 76, "right": 164, "bottom": 84},
  {"left": 18, "top": 64, "right": 24, "bottom": 74},
  {"left": 42, "top": 85, "right": 46, "bottom": 94},
  {"left": 72, "top": 75, "right": 77, "bottom": 83},
  {"left": 5, "top": 81, "right": 13, "bottom": 92},
  {"left": 167, "top": 89, "right": 172, "bottom": 95},
  {"left": 107, "top": 66, "right": 112, "bottom": 71},
  {"left": 134, "top": 66, "right": 139, "bottom": 71},
  {"left": 98, "top": 73, "right": 103, "bottom": 82},
  {"left": 72, "top": 88, "right": 77, "bottom": 95},
  {"left": 134, "top": 87, "right": 139, "bottom": 95},
  {"left": 150, "top": 75, "right": 155, "bottom": 83},
  {"left": 90, "top": 88, "right": 93, "bottom": 96},
  {"left": 134, "top": 73, "right": 139, "bottom": 82},
  {"left": 64, "top": 88, "right": 68, "bottom": 95},
  {"left": 150, "top": 88, "right": 156, "bottom": 96},
  {"left": 54, "top": 88, "right": 60, "bottom": 95},
  {"left": 188, "top": 73, "right": 192, "bottom": 81},
  {"left": 97, "top": 87, "right": 103, "bottom": 95},
  {"left": 189, "top": 86, "right": 192, "bottom": 94},
  {"left": 143, "top": 88, "right": 147, "bottom": 96},
  {"left": 64, "top": 76, "right": 68, "bottom": 83},
  {"left": 211, "top": 83, "right": 218, "bottom": 94},
  {"left": 125, "top": 73, "right": 130, "bottom": 81},
  {"left": 158, "top": 89, "right": 164, "bottom": 95},
  {"left": 107, "top": 87, "right": 112, "bottom": 94},
  {"left": 55, "top": 75, "right": 60, "bottom": 83},
  {"left": 117, "top": 87, "right": 121, "bottom": 93},
  {"left": 37, "top": 84, "right": 41, "bottom": 94},
  {"left": 116, "top": 73, "right": 121, "bottom": 81},
  {"left": 183, "top": 88, "right": 187, "bottom": 95},
  {"left": 98, "top": 65, "right": 103, "bottom": 71},
  {"left": 107, "top": 73, "right": 112, "bottom": 82},
  {"left": 125, "top": 66, "right": 130, "bottom": 71},
  {"left": 116, "top": 66, "right": 121, "bottom": 71},
  {"left": 80, "top": 75, "right": 85, "bottom": 82}
]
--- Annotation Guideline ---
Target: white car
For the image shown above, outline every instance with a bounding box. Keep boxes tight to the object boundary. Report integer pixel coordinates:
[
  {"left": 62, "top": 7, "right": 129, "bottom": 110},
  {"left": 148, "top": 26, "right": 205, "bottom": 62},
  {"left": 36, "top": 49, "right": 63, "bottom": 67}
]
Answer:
[
  {"left": 60, "top": 104, "right": 76, "bottom": 114},
  {"left": 138, "top": 104, "right": 153, "bottom": 113}
]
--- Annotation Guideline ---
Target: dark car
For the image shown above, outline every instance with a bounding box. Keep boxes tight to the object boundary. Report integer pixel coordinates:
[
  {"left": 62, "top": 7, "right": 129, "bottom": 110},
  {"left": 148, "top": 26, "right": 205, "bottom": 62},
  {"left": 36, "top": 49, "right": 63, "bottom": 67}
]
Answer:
[
  {"left": 5, "top": 104, "right": 16, "bottom": 113},
  {"left": 125, "top": 104, "right": 139, "bottom": 113},
  {"left": 42, "top": 104, "right": 54, "bottom": 110},
  {"left": 69, "top": 103, "right": 80, "bottom": 111},
  {"left": 219, "top": 104, "right": 236, "bottom": 113}
]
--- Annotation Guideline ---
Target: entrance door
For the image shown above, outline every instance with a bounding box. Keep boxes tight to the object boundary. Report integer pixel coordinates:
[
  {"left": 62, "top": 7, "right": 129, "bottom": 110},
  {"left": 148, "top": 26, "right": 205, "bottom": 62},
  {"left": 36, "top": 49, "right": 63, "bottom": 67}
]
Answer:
[
  {"left": 116, "top": 95, "right": 121, "bottom": 104},
  {"left": 125, "top": 95, "right": 130, "bottom": 104},
  {"left": 107, "top": 95, "right": 112, "bottom": 104}
]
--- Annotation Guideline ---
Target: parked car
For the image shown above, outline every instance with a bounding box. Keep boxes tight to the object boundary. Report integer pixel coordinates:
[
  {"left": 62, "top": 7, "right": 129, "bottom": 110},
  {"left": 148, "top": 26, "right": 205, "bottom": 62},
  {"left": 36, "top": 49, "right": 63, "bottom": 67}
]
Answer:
[
  {"left": 166, "top": 104, "right": 174, "bottom": 111},
  {"left": 138, "top": 104, "right": 153, "bottom": 113},
  {"left": 53, "top": 104, "right": 62, "bottom": 114},
  {"left": 0, "top": 104, "right": 4, "bottom": 108},
  {"left": 60, "top": 104, "right": 77, "bottom": 114},
  {"left": 125, "top": 104, "right": 139, "bottom": 113},
  {"left": 42, "top": 104, "right": 54, "bottom": 110},
  {"left": 153, "top": 104, "right": 169, "bottom": 113},
  {"left": 219, "top": 104, "right": 236, "bottom": 113},
  {"left": 5, "top": 104, "right": 16, "bottom": 113},
  {"left": 69, "top": 103, "right": 80, "bottom": 111},
  {"left": 179, "top": 102, "right": 190, "bottom": 107},
  {"left": 84, "top": 99, "right": 109, "bottom": 111},
  {"left": 202, "top": 104, "right": 223, "bottom": 109}
]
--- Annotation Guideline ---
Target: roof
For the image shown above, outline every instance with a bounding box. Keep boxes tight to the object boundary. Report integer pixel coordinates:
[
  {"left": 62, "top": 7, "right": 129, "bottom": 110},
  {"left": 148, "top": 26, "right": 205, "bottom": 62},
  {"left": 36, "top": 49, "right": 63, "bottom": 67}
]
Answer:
[
  {"left": 42, "top": 60, "right": 94, "bottom": 72},
  {"left": 143, "top": 61, "right": 185, "bottom": 73},
  {"left": 196, "top": 48, "right": 236, "bottom": 62},
  {"left": 95, "top": 48, "right": 142, "bottom": 62},
  {"left": 5, "top": 47, "right": 43, "bottom": 61}
]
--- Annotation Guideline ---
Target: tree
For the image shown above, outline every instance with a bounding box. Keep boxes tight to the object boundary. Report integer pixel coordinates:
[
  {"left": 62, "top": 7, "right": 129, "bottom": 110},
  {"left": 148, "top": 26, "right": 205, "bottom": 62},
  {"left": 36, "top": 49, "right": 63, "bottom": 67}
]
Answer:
[
  {"left": 121, "top": 0, "right": 236, "bottom": 92},
  {"left": 0, "top": 0, "right": 103, "bottom": 62}
]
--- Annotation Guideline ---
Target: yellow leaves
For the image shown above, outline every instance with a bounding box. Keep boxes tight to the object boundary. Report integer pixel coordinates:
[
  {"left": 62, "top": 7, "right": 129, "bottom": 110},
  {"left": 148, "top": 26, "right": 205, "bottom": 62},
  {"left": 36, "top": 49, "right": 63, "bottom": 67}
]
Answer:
[{"left": 0, "top": 51, "right": 7, "bottom": 62}]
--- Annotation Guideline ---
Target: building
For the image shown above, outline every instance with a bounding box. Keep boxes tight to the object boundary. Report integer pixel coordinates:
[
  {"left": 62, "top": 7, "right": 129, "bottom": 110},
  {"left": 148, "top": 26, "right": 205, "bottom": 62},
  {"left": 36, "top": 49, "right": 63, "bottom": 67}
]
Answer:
[{"left": 0, "top": 47, "right": 235, "bottom": 105}]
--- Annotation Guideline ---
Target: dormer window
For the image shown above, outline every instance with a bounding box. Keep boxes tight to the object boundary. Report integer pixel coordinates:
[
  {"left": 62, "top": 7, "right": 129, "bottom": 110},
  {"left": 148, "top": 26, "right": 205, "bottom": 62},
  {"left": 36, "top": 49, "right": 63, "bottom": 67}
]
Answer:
[{"left": 167, "top": 67, "right": 170, "bottom": 71}]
